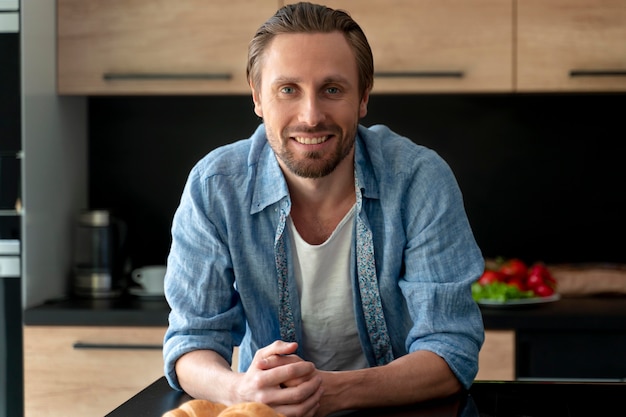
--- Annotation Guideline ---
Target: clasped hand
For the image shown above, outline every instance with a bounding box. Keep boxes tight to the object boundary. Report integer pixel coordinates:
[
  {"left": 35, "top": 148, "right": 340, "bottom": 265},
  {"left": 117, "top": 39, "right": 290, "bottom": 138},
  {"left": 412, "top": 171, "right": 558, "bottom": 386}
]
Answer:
[{"left": 236, "top": 340, "right": 324, "bottom": 417}]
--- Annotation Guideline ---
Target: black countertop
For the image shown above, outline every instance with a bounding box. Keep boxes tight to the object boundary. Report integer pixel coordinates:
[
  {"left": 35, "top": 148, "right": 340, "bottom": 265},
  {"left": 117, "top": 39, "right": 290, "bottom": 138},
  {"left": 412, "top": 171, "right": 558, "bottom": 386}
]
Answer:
[
  {"left": 105, "top": 376, "right": 626, "bottom": 417},
  {"left": 478, "top": 295, "right": 626, "bottom": 330},
  {"left": 24, "top": 295, "right": 626, "bottom": 330},
  {"left": 23, "top": 294, "right": 170, "bottom": 326}
]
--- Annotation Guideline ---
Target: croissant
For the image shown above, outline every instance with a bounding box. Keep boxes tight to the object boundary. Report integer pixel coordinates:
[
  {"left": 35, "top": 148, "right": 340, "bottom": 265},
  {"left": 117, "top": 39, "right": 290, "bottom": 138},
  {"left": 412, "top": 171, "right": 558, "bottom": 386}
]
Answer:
[
  {"left": 162, "top": 399, "right": 227, "bottom": 417},
  {"left": 162, "top": 399, "right": 285, "bottom": 417},
  {"left": 218, "top": 402, "right": 286, "bottom": 417},
  {"left": 162, "top": 408, "right": 190, "bottom": 417}
]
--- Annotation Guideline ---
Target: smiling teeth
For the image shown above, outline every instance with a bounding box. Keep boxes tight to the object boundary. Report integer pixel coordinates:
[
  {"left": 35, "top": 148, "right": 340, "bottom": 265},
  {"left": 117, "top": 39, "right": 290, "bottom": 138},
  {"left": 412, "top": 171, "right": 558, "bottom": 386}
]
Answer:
[{"left": 294, "top": 136, "right": 328, "bottom": 145}]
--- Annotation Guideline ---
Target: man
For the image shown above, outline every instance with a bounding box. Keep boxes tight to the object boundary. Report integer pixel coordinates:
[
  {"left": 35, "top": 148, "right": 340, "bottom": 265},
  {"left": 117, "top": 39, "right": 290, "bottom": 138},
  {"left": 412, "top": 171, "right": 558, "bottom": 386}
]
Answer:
[{"left": 163, "top": 3, "right": 484, "bottom": 417}]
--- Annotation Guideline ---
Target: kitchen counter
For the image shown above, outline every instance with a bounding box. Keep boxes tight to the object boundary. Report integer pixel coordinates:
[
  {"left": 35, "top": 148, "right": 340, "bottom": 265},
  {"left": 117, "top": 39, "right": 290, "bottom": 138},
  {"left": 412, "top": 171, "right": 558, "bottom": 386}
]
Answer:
[
  {"left": 478, "top": 296, "right": 626, "bottom": 380},
  {"left": 23, "top": 295, "right": 626, "bottom": 329},
  {"left": 106, "top": 376, "right": 625, "bottom": 417},
  {"left": 23, "top": 294, "right": 169, "bottom": 326},
  {"left": 478, "top": 295, "right": 626, "bottom": 330},
  {"left": 24, "top": 295, "right": 626, "bottom": 382}
]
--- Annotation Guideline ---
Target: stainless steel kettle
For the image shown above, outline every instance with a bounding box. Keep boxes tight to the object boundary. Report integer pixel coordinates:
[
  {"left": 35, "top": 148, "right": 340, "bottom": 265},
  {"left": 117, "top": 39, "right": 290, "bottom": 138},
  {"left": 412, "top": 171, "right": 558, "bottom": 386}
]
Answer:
[{"left": 72, "top": 210, "right": 127, "bottom": 298}]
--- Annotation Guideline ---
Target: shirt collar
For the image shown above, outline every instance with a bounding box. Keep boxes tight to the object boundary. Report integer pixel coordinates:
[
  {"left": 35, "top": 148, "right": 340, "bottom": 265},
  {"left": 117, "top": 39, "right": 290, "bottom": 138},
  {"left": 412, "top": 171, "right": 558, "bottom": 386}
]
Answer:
[
  {"left": 250, "top": 124, "right": 289, "bottom": 215},
  {"left": 355, "top": 124, "right": 380, "bottom": 201}
]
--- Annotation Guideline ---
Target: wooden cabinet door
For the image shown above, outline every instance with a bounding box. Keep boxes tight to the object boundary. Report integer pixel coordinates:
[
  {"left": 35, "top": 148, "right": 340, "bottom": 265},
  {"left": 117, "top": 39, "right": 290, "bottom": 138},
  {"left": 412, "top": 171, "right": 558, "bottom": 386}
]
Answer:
[
  {"left": 517, "top": 0, "right": 626, "bottom": 92},
  {"left": 476, "top": 330, "right": 515, "bottom": 381},
  {"left": 24, "top": 326, "right": 167, "bottom": 417},
  {"left": 57, "top": 0, "right": 279, "bottom": 95},
  {"left": 310, "top": 0, "right": 513, "bottom": 93}
]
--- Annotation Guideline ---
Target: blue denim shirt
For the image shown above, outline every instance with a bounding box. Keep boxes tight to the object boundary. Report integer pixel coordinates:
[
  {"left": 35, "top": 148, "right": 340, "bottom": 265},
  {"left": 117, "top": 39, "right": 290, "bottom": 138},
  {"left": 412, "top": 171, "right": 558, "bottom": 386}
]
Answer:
[{"left": 163, "top": 123, "right": 485, "bottom": 391}]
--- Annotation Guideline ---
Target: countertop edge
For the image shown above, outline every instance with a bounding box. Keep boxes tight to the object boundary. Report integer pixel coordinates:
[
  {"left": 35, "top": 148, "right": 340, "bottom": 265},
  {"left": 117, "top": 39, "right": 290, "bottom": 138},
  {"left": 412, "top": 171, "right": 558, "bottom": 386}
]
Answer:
[{"left": 23, "top": 296, "right": 626, "bottom": 329}]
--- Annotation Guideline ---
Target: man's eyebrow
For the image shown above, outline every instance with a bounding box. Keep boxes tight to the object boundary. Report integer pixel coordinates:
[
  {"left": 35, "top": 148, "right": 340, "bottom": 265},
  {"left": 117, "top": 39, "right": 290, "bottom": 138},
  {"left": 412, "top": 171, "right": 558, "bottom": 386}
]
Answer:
[
  {"left": 271, "top": 76, "right": 301, "bottom": 86},
  {"left": 270, "top": 75, "right": 353, "bottom": 86},
  {"left": 323, "top": 74, "right": 351, "bottom": 85}
]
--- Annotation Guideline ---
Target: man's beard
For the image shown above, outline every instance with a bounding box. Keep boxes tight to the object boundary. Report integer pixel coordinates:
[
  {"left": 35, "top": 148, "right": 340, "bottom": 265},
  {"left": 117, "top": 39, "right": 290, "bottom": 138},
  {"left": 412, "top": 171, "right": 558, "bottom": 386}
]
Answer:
[{"left": 274, "top": 126, "right": 356, "bottom": 179}]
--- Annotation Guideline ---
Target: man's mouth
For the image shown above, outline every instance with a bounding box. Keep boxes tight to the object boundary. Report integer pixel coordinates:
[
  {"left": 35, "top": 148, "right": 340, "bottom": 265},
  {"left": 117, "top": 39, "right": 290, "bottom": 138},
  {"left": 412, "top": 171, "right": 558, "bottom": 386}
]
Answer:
[{"left": 293, "top": 136, "right": 329, "bottom": 145}]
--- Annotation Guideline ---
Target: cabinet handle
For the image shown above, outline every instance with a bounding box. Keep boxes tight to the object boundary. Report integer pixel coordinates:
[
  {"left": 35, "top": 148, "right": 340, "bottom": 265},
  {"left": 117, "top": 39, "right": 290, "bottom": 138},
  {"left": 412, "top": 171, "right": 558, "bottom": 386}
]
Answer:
[
  {"left": 374, "top": 71, "right": 464, "bottom": 78},
  {"left": 102, "top": 72, "right": 232, "bottom": 81},
  {"left": 569, "top": 70, "right": 626, "bottom": 77},
  {"left": 73, "top": 342, "right": 163, "bottom": 350}
]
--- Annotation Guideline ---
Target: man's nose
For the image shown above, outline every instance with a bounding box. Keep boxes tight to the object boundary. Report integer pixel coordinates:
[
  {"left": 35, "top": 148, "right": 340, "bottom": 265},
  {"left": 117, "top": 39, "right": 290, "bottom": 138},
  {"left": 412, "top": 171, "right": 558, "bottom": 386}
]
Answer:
[{"left": 298, "top": 95, "right": 325, "bottom": 126}]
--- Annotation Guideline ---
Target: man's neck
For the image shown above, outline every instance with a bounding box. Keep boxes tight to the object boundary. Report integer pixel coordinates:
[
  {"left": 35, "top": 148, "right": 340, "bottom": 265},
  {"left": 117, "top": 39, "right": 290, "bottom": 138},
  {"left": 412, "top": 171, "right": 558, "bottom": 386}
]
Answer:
[{"left": 284, "top": 153, "right": 356, "bottom": 245}]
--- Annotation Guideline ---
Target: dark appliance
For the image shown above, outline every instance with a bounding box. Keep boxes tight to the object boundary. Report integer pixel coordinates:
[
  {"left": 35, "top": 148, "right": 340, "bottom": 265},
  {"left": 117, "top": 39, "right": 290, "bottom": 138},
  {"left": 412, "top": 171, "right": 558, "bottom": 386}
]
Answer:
[
  {"left": 72, "top": 210, "right": 127, "bottom": 298},
  {"left": 0, "top": 240, "right": 21, "bottom": 417},
  {"left": 0, "top": 2, "right": 23, "bottom": 417}
]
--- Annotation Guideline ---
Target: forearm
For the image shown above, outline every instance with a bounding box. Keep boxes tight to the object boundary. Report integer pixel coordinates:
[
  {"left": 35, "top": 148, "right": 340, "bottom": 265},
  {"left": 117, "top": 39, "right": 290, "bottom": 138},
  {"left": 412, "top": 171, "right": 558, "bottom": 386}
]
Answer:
[
  {"left": 174, "top": 342, "right": 324, "bottom": 417},
  {"left": 318, "top": 350, "right": 462, "bottom": 415},
  {"left": 176, "top": 350, "right": 241, "bottom": 405}
]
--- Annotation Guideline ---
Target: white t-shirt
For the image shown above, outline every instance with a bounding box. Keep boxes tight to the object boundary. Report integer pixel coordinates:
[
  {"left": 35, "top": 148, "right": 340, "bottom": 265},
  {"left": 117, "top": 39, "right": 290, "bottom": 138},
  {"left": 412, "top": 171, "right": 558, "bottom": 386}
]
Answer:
[{"left": 288, "top": 204, "right": 368, "bottom": 371}]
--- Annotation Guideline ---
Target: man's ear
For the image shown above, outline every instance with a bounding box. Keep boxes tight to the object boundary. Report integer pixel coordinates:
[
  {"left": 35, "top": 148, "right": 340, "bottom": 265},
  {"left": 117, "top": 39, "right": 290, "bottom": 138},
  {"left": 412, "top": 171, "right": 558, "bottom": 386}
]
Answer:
[
  {"left": 359, "top": 88, "right": 370, "bottom": 119},
  {"left": 250, "top": 82, "right": 263, "bottom": 118}
]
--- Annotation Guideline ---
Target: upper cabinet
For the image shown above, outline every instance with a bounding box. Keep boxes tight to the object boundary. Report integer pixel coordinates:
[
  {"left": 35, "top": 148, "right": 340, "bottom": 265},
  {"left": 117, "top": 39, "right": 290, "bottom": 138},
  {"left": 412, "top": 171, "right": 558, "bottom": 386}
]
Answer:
[
  {"left": 317, "top": 0, "right": 514, "bottom": 94},
  {"left": 57, "top": 0, "right": 626, "bottom": 95},
  {"left": 517, "top": 0, "right": 626, "bottom": 92},
  {"left": 57, "top": 0, "right": 280, "bottom": 95}
]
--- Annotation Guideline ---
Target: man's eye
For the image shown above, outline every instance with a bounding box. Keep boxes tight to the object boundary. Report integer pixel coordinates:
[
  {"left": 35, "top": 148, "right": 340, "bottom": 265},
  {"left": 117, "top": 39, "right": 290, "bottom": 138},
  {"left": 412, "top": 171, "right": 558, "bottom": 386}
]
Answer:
[
  {"left": 326, "top": 87, "right": 340, "bottom": 94},
  {"left": 280, "top": 86, "right": 295, "bottom": 94}
]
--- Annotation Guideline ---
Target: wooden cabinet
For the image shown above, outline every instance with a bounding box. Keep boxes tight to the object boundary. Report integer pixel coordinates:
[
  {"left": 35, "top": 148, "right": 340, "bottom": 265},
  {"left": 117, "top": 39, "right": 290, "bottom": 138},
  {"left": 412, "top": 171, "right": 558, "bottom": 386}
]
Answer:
[
  {"left": 314, "top": 0, "right": 514, "bottom": 93},
  {"left": 57, "top": 0, "right": 626, "bottom": 95},
  {"left": 476, "top": 330, "right": 515, "bottom": 381},
  {"left": 58, "top": 0, "right": 513, "bottom": 95},
  {"left": 316, "top": 0, "right": 626, "bottom": 93},
  {"left": 23, "top": 326, "right": 167, "bottom": 417},
  {"left": 517, "top": 0, "right": 626, "bottom": 92},
  {"left": 57, "top": 0, "right": 280, "bottom": 95}
]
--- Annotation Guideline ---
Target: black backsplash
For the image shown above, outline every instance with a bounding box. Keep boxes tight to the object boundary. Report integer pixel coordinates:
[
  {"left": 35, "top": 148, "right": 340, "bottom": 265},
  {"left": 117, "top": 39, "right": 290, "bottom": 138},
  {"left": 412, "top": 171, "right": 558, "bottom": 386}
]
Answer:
[{"left": 89, "top": 94, "right": 626, "bottom": 269}]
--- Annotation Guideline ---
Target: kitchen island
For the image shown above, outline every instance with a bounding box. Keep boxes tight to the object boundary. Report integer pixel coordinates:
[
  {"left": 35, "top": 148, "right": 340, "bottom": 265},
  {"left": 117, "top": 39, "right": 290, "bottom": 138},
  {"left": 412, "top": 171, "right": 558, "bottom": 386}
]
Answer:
[
  {"left": 23, "top": 295, "right": 626, "bottom": 417},
  {"left": 105, "top": 376, "right": 626, "bottom": 417},
  {"left": 24, "top": 295, "right": 626, "bottom": 380},
  {"left": 24, "top": 294, "right": 626, "bottom": 331}
]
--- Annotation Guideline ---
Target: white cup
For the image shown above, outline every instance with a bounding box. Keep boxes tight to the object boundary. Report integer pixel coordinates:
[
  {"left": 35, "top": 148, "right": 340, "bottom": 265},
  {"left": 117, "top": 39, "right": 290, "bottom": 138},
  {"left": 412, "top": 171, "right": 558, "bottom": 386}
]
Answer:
[{"left": 131, "top": 265, "right": 166, "bottom": 295}]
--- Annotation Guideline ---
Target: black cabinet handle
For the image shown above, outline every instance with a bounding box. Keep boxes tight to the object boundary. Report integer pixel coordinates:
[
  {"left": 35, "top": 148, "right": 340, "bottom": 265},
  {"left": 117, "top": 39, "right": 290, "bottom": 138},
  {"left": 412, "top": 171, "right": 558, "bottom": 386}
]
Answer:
[
  {"left": 102, "top": 72, "right": 232, "bottom": 81},
  {"left": 73, "top": 342, "right": 163, "bottom": 350},
  {"left": 569, "top": 70, "right": 626, "bottom": 77},
  {"left": 374, "top": 71, "right": 464, "bottom": 78}
]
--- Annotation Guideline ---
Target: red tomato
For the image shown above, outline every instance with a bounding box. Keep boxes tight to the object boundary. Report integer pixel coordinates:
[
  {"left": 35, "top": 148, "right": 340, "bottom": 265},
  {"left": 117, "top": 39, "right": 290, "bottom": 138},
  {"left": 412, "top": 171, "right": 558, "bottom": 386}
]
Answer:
[
  {"left": 499, "top": 258, "right": 528, "bottom": 281},
  {"left": 529, "top": 263, "right": 549, "bottom": 279},
  {"left": 526, "top": 272, "right": 544, "bottom": 290},
  {"left": 533, "top": 283, "right": 555, "bottom": 297},
  {"left": 477, "top": 269, "right": 506, "bottom": 285},
  {"left": 529, "top": 263, "right": 557, "bottom": 288}
]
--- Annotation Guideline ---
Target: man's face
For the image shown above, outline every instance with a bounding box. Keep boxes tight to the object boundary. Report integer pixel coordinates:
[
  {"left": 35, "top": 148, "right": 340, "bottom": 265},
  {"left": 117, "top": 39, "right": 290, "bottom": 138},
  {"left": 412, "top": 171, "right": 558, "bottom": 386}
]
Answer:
[{"left": 251, "top": 31, "right": 369, "bottom": 179}]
